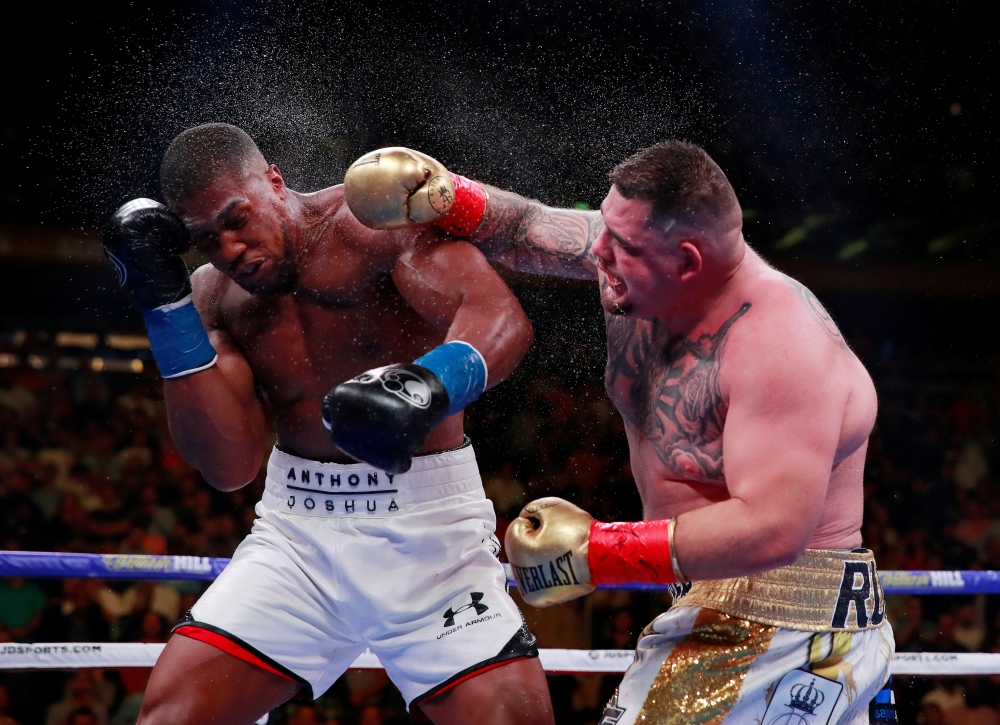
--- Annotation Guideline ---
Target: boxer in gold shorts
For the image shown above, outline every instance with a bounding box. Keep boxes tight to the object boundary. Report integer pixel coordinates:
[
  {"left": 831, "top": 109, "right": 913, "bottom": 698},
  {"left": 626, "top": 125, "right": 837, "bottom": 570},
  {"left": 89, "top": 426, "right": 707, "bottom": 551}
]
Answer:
[{"left": 346, "top": 141, "right": 894, "bottom": 724}]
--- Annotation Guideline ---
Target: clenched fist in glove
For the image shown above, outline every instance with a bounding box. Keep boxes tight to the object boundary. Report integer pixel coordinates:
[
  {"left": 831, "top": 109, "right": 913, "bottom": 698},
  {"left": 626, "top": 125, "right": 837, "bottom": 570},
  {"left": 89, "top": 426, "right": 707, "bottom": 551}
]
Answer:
[
  {"left": 323, "top": 341, "right": 488, "bottom": 475},
  {"left": 343, "top": 147, "right": 487, "bottom": 236},
  {"left": 103, "top": 199, "right": 217, "bottom": 379},
  {"left": 505, "top": 497, "right": 687, "bottom": 608}
]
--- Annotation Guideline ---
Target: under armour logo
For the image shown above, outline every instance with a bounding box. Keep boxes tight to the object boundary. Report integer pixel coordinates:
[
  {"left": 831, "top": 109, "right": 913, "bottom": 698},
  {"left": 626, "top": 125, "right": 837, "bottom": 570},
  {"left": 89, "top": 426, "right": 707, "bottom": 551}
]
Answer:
[{"left": 443, "top": 592, "right": 488, "bottom": 627}]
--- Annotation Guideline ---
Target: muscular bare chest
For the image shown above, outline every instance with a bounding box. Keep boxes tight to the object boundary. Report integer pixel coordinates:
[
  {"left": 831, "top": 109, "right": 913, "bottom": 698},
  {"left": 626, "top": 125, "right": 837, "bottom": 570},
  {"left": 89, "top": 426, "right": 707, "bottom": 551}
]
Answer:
[
  {"left": 219, "top": 270, "right": 444, "bottom": 410},
  {"left": 604, "top": 303, "right": 751, "bottom": 483}
]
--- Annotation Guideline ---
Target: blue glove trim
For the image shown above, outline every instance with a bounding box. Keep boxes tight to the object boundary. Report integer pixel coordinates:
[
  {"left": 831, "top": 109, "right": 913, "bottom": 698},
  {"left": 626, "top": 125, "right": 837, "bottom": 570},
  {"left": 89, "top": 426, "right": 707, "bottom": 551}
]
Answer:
[
  {"left": 142, "top": 295, "right": 217, "bottom": 379},
  {"left": 414, "top": 341, "right": 488, "bottom": 415}
]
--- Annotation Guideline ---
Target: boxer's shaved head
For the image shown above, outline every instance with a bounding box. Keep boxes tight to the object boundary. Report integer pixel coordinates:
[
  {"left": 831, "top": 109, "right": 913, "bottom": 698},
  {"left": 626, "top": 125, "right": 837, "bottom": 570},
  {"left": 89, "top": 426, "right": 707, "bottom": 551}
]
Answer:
[
  {"left": 609, "top": 141, "right": 740, "bottom": 235},
  {"left": 160, "top": 123, "right": 266, "bottom": 206}
]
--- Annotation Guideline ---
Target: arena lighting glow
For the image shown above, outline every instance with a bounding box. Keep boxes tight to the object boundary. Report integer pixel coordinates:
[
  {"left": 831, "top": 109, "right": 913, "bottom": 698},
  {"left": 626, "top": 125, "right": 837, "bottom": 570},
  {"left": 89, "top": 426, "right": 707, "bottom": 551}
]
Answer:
[
  {"left": 1, "top": 351, "right": 145, "bottom": 372},
  {"left": 88, "top": 357, "right": 144, "bottom": 373},
  {"left": 105, "top": 333, "right": 151, "bottom": 349},
  {"left": 55, "top": 331, "right": 99, "bottom": 348}
]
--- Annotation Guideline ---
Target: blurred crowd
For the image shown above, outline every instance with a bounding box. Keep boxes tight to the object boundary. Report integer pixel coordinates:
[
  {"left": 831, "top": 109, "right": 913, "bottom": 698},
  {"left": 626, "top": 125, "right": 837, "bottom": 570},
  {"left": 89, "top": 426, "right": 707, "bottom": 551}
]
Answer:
[{"left": 1, "top": 326, "right": 999, "bottom": 725}]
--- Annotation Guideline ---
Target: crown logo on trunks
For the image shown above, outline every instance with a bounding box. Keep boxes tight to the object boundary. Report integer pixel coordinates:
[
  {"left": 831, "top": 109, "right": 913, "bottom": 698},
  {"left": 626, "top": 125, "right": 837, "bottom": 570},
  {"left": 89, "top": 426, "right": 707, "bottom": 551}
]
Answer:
[
  {"left": 443, "top": 592, "right": 488, "bottom": 627},
  {"left": 788, "top": 679, "right": 825, "bottom": 714}
]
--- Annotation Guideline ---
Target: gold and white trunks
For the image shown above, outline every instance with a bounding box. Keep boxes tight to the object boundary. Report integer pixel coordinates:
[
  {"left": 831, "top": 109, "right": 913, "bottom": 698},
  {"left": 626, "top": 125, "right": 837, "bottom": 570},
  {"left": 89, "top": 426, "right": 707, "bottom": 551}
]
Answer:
[
  {"left": 601, "top": 549, "right": 895, "bottom": 725},
  {"left": 677, "top": 548, "right": 888, "bottom": 632}
]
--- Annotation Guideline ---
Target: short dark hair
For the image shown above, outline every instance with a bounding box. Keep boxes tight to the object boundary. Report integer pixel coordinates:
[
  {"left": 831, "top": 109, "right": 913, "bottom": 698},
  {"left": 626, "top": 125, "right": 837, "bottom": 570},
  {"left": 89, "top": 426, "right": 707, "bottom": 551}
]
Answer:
[
  {"left": 609, "top": 141, "right": 738, "bottom": 227},
  {"left": 160, "top": 123, "right": 261, "bottom": 206}
]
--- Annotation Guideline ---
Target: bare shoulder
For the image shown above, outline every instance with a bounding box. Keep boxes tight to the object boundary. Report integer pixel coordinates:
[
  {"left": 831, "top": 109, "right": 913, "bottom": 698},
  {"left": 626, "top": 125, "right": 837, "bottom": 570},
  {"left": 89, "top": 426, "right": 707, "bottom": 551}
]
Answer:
[
  {"left": 721, "top": 266, "right": 856, "bottom": 390},
  {"left": 743, "top": 266, "right": 848, "bottom": 347},
  {"left": 323, "top": 185, "right": 423, "bottom": 260},
  {"left": 720, "top": 264, "right": 877, "bottom": 439},
  {"left": 774, "top": 270, "right": 850, "bottom": 349}
]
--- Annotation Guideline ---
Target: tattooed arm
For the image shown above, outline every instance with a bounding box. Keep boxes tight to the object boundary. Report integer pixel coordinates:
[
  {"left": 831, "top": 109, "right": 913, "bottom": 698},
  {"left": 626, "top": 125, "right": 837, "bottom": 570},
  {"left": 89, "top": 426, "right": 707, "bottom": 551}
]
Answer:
[
  {"left": 670, "top": 308, "right": 865, "bottom": 579},
  {"left": 469, "top": 187, "right": 602, "bottom": 280}
]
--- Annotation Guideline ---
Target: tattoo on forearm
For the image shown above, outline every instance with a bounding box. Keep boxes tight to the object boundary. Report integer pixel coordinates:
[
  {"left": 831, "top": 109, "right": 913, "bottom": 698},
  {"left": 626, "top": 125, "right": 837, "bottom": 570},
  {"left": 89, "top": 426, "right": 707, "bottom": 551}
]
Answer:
[
  {"left": 788, "top": 279, "right": 848, "bottom": 348},
  {"left": 514, "top": 205, "right": 598, "bottom": 277},
  {"left": 474, "top": 189, "right": 600, "bottom": 279},
  {"left": 605, "top": 303, "right": 752, "bottom": 483}
]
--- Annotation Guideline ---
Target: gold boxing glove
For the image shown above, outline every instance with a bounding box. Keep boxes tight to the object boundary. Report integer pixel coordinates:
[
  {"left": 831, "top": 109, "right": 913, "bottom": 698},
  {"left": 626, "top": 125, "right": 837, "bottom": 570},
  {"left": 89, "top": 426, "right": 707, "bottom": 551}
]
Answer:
[
  {"left": 344, "top": 147, "right": 487, "bottom": 235},
  {"left": 504, "top": 497, "right": 595, "bottom": 607}
]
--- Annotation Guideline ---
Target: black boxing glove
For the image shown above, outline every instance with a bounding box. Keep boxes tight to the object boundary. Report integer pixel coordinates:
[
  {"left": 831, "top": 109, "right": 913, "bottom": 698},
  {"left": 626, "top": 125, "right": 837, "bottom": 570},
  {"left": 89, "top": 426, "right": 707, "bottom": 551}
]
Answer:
[
  {"left": 103, "top": 198, "right": 192, "bottom": 310},
  {"left": 323, "top": 364, "right": 450, "bottom": 474},
  {"left": 103, "top": 199, "right": 217, "bottom": 378},
  {"left": 322, "top": 342, "right": 488, "bottom": 474}
]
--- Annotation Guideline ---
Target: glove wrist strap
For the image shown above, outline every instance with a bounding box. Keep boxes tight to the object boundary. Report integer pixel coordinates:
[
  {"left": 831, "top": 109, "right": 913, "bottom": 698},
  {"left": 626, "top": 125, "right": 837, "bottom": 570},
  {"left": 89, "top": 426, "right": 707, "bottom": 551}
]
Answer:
[
  {"left": 142, "top": 295, "right": 218, "bottom": 379},
  {"left": 413, "top": 341, "right": 488, "bottom": 415},
  {"left": 587, "top": 519, "right": 682, "bottom": 586},
  {"left": 435, "top": 174, "right": 488, "bottom": 236}
]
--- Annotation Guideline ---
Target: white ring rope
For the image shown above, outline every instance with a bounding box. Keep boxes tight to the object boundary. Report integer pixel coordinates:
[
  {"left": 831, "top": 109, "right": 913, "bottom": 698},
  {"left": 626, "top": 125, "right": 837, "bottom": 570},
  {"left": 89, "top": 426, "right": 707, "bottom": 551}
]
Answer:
[
  {"left": 0, "top": 643, "right": 993, "bottom": 677},
  {"left": 1, "top": 552, "right": 994, "bottom": 677}
]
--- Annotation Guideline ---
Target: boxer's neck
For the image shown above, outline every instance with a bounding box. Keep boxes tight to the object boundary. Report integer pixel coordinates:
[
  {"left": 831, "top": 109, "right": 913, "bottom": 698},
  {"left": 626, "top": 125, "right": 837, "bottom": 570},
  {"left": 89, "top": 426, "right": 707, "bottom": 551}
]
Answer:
[
  {"left": 280, "top": 187, "right": 337, "bottom": 268},
  {"left": 649, "top": 239, "right": 750, "bottom": 337}
]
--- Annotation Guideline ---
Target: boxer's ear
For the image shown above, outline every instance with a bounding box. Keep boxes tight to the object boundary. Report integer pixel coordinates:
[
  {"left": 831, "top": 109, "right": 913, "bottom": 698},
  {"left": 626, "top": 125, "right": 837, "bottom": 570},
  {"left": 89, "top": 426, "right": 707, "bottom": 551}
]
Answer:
[
  {"left": 266, "top": 164, "right": 286, "bottom": 197},
  {"left": 677, "top": 240, "right": 703, "bottom": 280}
]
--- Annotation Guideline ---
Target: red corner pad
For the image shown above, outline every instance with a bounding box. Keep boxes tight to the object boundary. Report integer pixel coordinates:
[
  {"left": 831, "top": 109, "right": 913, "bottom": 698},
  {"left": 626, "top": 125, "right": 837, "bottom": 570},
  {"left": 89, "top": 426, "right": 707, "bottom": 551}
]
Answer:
[{"left": 174, "top": 625, "right": 294, "bottom": 681}]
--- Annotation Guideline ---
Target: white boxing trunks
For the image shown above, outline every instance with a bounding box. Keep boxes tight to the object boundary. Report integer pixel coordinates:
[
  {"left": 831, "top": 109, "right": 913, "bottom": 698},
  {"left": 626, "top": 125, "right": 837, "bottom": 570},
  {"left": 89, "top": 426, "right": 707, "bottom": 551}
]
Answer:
[
  {"left": 600, "top": 549, "right": 895, "bottom": 725},
  {"left": 175, "top": 441, "right": 537, "bottom": 706}
]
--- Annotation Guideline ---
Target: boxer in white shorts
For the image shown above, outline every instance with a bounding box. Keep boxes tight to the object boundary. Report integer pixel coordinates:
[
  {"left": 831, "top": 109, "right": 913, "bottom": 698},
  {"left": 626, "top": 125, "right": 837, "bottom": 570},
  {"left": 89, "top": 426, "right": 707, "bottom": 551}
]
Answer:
[
  {"left": 101, "top": 124, "right": 553, "bottom": 725},
  {"left": 177, "top": 443, "right": 535, "bottom": 707}
]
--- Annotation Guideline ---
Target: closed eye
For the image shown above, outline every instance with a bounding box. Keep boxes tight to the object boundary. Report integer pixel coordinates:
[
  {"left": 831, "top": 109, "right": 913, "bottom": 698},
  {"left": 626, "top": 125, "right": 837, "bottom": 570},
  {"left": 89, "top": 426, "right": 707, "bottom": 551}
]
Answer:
[
  {"left": 613, "top": 234, "right": 639, "bottom": 256},
  {"left": 225, "top": 211, "right": 249, "bottom": 230},
  {"left": 192, "top": 231, "right": 219, "bottom": 251}
]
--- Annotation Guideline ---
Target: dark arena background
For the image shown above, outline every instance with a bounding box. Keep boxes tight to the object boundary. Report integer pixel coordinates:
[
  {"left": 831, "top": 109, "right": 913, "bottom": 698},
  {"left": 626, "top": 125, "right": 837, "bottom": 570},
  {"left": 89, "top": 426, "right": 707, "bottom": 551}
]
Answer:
[{"left": 1, "top": 2, "right": 997, "bottom": 724}]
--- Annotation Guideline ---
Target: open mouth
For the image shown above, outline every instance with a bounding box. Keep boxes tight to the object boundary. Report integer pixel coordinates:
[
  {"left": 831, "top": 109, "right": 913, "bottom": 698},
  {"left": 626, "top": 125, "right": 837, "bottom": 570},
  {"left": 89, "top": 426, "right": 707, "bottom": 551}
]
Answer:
[
  {"left": 599, "top": 264, "right": 629, "bottom": 312},
  {"left": 235, "top": 259, "right": 266, "bottom": 280}
]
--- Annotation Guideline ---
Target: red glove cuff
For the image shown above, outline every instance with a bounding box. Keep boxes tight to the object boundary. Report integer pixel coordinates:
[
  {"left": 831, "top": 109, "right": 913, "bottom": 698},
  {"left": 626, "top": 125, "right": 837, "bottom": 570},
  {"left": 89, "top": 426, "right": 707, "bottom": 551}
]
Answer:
[
  {"left": 435, "top": 173, "right": 487, "bottom": 236},
  {"left": 587, "top": 519, "right": 679, "bottom": 586}
]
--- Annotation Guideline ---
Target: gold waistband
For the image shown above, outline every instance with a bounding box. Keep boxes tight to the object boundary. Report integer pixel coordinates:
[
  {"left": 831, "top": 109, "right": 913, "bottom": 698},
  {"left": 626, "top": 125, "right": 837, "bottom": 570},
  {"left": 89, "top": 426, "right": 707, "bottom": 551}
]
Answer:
[{"left": 673, "top": 549, "right": 887, "bottom": 632}]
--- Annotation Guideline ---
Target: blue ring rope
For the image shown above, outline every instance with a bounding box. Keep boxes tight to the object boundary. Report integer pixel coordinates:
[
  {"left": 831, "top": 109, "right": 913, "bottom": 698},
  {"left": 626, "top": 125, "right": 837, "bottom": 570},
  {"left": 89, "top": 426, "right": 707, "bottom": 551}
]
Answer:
[{"left": 0, "top": 551, "right": 996, "bottom": 594}]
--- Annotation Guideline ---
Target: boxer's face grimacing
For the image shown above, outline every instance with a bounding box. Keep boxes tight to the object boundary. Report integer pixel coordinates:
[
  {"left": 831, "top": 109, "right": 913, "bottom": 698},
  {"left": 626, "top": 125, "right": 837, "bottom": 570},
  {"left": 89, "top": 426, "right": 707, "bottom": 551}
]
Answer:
[
  {"left": 594, "top": 185, "right": 687, "bottom": 318},
  {"left": 178, "top": 166, "right": 297, "bottom": 295}
]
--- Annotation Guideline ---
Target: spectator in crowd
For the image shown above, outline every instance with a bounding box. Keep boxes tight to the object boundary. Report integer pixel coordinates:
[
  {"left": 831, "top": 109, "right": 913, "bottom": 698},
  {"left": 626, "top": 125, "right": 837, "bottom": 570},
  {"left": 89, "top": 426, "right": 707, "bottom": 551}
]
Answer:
[
  {"left": 356, "top": 705, "right": 383, "bottom": 725},
  {"left": 285, "top": 705, "right": 321, "bottom": 725},
  {"left": 2, "top": 319, "right": 1000, "bottom": 722},
  {"left": 0, "top": 684, "right": 22, "bottom": 725},
  {"left": 63, "top": 708, "right": 101, "bottom": 725},
  {"left": 43, "top": 671, "right": 113, "bottom": 725},
  {"left": 0, "top": 577, "right": 46, "bottom": 642},
  {"left": 109, "top": 670, "right": 151, "bottom": 725},
  {"left": 35, "top": 579, "right": 110, "bottom": 643}
]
